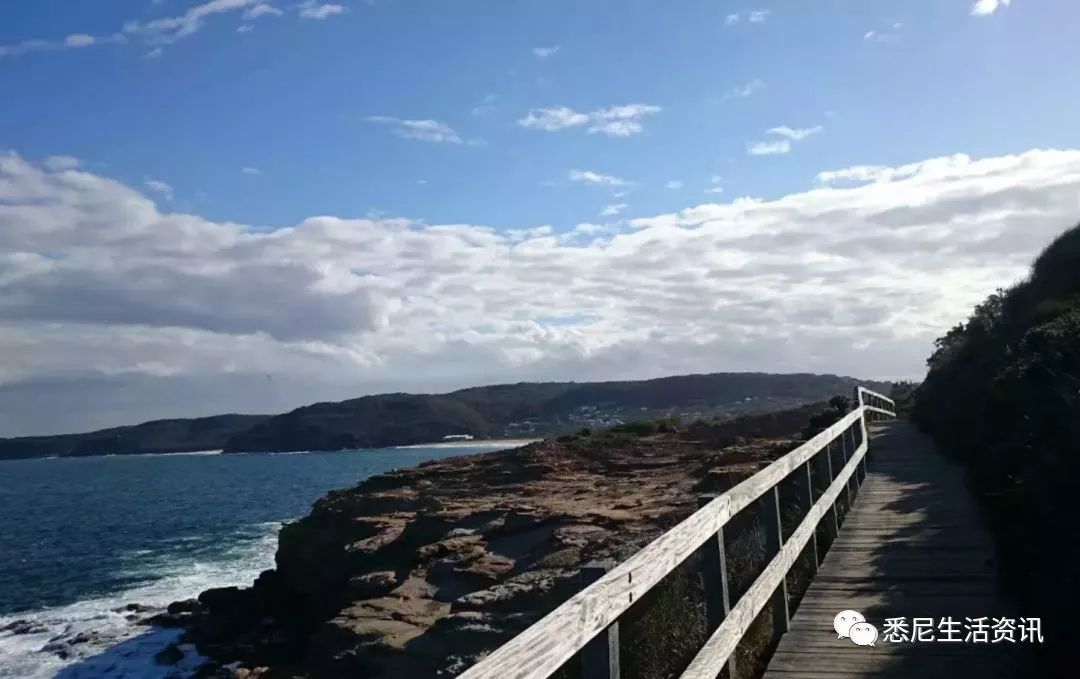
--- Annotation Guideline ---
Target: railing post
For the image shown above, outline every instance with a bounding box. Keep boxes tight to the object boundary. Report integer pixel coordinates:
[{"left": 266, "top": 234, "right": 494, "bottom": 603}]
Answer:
[
  {"left": 838, "top": 432, "right": 853, "bottom": 510},
  {"left": 846, "top": 426, "right": 862, "bottom": 490},
  {"left": 804, "top": 461, "right": 819, "bottom": 569},
  {"left": 759, "top": 485, "right": 790, "bottom": 634},
  {"left": 823, "top": 443, "right": 840, "bottom": 537},
  {"left": 580, "top": 562, "right": 620, "bottom": 679},
  {"left": 698, "top": 495, "right": 738, "bottom": 679},
  {"left": 854, "top": 424, "right": 868, "bottom": 481}
]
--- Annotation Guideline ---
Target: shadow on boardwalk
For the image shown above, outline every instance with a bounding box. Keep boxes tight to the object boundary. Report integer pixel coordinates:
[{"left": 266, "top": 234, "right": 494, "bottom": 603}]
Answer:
[{"left": 763, "top": 422, "right": 1030, "bottom": 679}]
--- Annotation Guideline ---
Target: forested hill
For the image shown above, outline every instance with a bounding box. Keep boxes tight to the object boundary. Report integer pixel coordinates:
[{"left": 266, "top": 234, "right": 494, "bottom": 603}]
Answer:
[
  {"left": 0, "top": 414, "right": 271, "bottom": 461},
  {"left": 0, "top": 372, "right": 891, "bottom": 460},
  {"left": 222, "top": 372, "right": 890, "bottom": 453},
  {"left": 912, "top": 222, "right": 1080, "bottom": 674}
]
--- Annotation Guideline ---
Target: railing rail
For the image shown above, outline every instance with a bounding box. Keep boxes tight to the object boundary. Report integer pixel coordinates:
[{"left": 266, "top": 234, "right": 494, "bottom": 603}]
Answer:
[{"left": 459, "top": 386, "right": 896, "bottom": 679}]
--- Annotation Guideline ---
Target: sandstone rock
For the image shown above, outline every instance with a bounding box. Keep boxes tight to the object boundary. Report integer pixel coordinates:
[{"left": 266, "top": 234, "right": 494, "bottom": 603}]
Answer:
[
  {"left": 347, "top": 570, "right": 399, "bottom": 599},
  {"left": 178, "top": 432, "right": 782, "bottom": 677}
]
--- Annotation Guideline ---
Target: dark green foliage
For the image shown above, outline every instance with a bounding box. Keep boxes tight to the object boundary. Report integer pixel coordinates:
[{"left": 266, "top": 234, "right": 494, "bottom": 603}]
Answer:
[
  {"left": 224, "top": 393, "right": 493, "bottom": 452},
  {"left": 799, "top": 397, "right": 850, "bottom": 440},
  {"left": 912, "top": 222, "right": 1080, "bottom": 674},
  {"left": 654, "top": 415, "right": 682, "bottom": 433},
  {"left": 687, "top": 402, "right": 839, "bottom": 447},
  {"left": 0, "top": 414, "right": 270, "bottom": 460},
  {"left": 888, "top": 380, "right": 918, "bottom": 416},
  {"left": 618, "top": 555, "right": 708, "bottom": 678},
  {"left": 610, "top": 420, "right": 659, "bottom": 436},
  {"left": 536, "top": 372, "right": 890, "bottom": 415}
]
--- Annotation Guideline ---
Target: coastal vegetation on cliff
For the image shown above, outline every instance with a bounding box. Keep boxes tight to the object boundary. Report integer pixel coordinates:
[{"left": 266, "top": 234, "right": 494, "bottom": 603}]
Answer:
[{"left": 912, "top": 222, "right": 1080, "bottom": 673}]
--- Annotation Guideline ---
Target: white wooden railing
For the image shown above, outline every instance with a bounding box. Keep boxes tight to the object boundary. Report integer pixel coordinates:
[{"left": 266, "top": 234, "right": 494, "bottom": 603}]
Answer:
[{"left": 459, "top": 386, "right": 896, "bottom": 679}]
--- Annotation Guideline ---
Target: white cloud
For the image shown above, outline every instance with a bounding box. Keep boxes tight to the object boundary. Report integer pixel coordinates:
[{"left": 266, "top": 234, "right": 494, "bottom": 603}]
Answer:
[
  {"left": 768, "top": 125, "right": 824, "bottom": 141},
  {"left": 1, "top": 0, "right": 316, "bottom": 60},
  {"left": 242, "top": 166, "right": 262, "bottom": 176},
  {"left": 64, "top": 34, "right": 97, "bottom": 48},
  {"left": 244, "top": 3, "right": 283, "bottom": 19},
  {"left": 864, "top": 23, "right": 903, "bottom": 44},
  {"left": 748, "top": 139, "right": 792, "bottom": 156},
  {"left": 1, "top": 32, "right": 126, "bottom": 59},
  {"left": 569, "top": 170, "right": 627, "bottom": 186},
  {"left": 518, "top": 103, "right": 661, "bottom": 137},
  {"left": 532, "top": 45, "right": 561, "bottom": 59},
  {"left": 471, "top": 93, "right": 498, "bottom": 117},
  {"left": 971, "top": 0, "right": 1011, "bottom": 16},
  {"left": 600, "top": 203, "right": 628, "bottom": 216},
  {"left": 517, "top": 106, "right": 589, "bottom": 131},
  {"left": 816, "top": 158, "right": 951, "bottom": 186},
  {"left": 726, "top": 10, "right": 770, "bottom": 25},
  {"left": 725, "top": 78, "right": 766, "bottom": 99},
  {"left": 366, "top": 116, "right": 467, "bottom": 144},
  {"left": 43, "top": 156, "right": 81, "bottom": 171},
  {"left": 4, "top": 148, "right": 1079, "bottom": 434},
  {"left": 298, "top": 1, "right": 346, "bottom": 20},
  {"left": 748, "top": 125, "right": 823, "bottom": 156},
  {"left": 705, "top": 176, "right": 725, "bottom": 194},
  {"left": 124, "top": 0, "right": 262, "bottom": 45},
  {"left": 666, "top": 180, "right": 683, "bottom": 190},
  {"left": 144, "top": 178, "right": 174, "bottom": 199}
]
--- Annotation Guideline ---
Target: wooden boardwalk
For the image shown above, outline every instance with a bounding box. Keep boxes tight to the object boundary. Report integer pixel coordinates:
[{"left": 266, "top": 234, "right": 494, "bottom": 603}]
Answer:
[{"left": 764, "top": 421, "right": 1021, "bottom": 678}]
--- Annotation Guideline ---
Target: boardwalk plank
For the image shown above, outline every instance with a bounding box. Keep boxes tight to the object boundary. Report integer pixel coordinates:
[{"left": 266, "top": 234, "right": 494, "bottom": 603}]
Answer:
[{"left": 763, "top": 422, "right": 1020, "bottom": 678}]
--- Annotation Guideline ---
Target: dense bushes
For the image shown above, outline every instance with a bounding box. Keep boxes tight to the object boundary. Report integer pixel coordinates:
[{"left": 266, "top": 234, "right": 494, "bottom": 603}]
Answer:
[
  {"left": 799, "top": 396, "right": 850, "bottom": 439},
  {"left": 911, "top": 222, "right": 1080, "bottom": 674}
]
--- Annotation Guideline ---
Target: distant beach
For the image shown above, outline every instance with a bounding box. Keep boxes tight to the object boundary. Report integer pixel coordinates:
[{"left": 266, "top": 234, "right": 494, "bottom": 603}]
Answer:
[{"left": 394, "top": 438, "right": 541, "bottom": 450}]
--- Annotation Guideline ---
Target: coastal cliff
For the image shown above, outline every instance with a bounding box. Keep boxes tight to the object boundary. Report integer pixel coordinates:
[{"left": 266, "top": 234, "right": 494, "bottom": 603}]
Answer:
[{"left": 163, "top": 403, "right": 835, "bottom": 678}]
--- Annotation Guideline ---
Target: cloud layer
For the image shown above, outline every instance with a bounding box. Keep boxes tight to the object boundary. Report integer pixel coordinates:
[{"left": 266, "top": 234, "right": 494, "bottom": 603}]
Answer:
[
  {"left": 1, "top": 0, "right": 345, "bottom": 59},
  {"left": 2, "top": 148, "right": 1078, "bottom": 434},
  {"left": 518, "top": 104, "right": 662, "bottom": 137}
]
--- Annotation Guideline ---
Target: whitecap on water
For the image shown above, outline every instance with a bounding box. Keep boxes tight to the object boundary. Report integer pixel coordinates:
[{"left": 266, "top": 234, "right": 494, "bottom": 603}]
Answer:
[{"left": 0, "top": 521, "right": 283, "bottom": 679}]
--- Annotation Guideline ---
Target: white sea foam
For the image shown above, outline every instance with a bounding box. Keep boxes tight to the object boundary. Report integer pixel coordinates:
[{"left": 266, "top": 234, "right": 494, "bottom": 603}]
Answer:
[{"left": 0, "top": 522, "right": 282, "bottom": 679}]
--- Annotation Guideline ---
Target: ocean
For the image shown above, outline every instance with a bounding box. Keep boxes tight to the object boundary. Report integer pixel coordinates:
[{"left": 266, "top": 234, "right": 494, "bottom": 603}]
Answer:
[{"left": 0, "top": 442, "right": 526, "bottom": 678}]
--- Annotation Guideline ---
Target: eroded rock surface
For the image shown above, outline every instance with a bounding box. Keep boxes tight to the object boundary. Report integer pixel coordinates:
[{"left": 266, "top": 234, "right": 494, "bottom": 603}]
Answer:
[{"left": 181, "top": 428, "right": 801, "bottom": 678}]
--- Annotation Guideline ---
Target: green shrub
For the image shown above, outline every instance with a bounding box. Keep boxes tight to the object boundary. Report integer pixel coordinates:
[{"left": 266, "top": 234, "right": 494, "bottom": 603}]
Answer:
[
  {"left": 912, "top": 222, "right": 1080, "bottom": 675},
  {"left": 611, "top": 420, "right": 657, "bottom": 436}
]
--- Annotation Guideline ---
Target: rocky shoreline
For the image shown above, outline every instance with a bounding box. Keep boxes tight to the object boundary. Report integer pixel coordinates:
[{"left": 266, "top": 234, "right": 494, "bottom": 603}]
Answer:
[{"left": 148, "top": 404, "right": 828, "bottom": 678}]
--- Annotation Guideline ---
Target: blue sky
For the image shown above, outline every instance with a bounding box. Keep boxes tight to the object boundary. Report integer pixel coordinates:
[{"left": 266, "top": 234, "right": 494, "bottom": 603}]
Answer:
[
  {"left": 3, "top": 0, "right": 1080, "bottom": 435},
  {"left": 4, "top": 0, "right": 1077, "bottom": 228}
]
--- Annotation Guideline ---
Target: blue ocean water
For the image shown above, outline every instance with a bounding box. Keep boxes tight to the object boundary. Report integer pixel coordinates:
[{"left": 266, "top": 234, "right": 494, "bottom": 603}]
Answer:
[{"left": 0, "top": 443, "right": 524, "bottom": 678}]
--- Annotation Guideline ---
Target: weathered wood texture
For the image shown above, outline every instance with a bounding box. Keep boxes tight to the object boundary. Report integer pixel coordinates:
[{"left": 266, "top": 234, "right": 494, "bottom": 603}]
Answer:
[
  {"left": 458, "top": 406, "right": 875, "bottom": 679},
  {"left": 762, "top": 422, "right": 1022, "bottom": 679},
  {"left": 677, "top": 436, "right": 870, "bottom": 679}
]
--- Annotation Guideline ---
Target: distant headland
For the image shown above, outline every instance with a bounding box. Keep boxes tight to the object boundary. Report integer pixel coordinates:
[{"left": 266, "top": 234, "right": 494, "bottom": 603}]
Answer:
[{"left": 0, "top": 372, "right": 891, "bottom": 461}]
